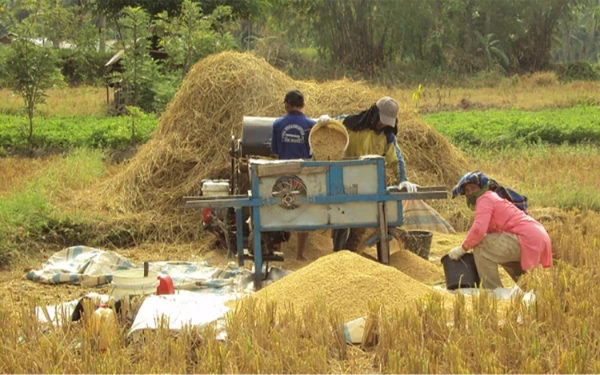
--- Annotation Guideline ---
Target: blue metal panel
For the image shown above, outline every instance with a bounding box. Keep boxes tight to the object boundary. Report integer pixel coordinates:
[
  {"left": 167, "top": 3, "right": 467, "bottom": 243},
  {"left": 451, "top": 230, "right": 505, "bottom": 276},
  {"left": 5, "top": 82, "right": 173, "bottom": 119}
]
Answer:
[
  {"left": 252, "top": 207, "right": 263, "bottom": 290},
  {"left": 377, "top": 158, "right": 386, "bottom": 195},
  {"left": 328, "top": 164, "right": 344, "bottom": 195},
  {"left": 236, "top": 208, "right": 244, "bottom": 266},
  {"left": 294, "top": 158, "right": 380, "bottom": 168}
]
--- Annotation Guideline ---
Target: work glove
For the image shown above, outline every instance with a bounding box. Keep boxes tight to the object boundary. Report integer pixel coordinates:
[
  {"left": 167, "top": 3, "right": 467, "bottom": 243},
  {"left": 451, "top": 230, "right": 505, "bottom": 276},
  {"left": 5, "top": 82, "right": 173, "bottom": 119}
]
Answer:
[
  {"left": 448, "top": 246, "right": 466, "bottom": 260},
  {"left": 318, "top": 114, "right": 331, "bottom": 122},
  {"left": 398, "top": 181, "right": 419, "bottom": 193}
]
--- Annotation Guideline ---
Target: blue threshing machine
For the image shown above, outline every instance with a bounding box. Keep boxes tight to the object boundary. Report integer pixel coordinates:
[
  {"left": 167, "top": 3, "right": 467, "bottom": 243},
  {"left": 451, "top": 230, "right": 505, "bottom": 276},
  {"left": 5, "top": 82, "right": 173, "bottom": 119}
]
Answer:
[{"left": 183, "top": 117, "right": 448, "bottom": 290}]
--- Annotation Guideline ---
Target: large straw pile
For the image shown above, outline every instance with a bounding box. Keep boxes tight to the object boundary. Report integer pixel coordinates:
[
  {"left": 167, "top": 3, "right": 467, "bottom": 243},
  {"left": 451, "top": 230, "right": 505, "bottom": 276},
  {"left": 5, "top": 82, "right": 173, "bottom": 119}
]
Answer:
[
  {"left": 101, "top": 52, "right": 467, "bottom": 214},
  {"left": 252, "top": 250, "right": 441, "bottom": 321}
]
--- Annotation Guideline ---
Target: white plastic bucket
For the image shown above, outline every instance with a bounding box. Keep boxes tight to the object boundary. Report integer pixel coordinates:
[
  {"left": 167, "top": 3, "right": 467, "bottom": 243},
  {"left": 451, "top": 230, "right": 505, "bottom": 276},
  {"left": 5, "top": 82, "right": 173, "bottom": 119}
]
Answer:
[
  {"left": 111, "top": 269, "right": 159, "bottom": 301},
  {"left": 202, "top": 180, "right": 230, "bottom": 197},
  {"left": 308, "top": 119, "right": 350, "bottom": 154}
]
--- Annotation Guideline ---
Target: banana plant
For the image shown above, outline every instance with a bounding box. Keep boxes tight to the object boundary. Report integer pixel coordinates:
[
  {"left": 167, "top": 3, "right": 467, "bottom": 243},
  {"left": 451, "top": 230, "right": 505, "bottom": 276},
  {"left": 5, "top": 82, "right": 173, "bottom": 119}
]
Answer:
[{"left": 475, "top": 30, "right": 510, "bottom": 71}]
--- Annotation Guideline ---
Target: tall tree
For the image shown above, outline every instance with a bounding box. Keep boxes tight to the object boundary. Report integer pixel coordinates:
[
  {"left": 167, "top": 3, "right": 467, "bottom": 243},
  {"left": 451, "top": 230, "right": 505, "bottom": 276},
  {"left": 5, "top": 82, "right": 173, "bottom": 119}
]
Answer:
[
  {"left": 4, "top": 4, "right": 62, "bottom": 151},
  {"left": 513, "top": 0, "right": 591, "bottom": 71},
  {"left": 154, "top": 0, "right": 238, "bottom": 78},
  {"left": 97, "top": 0, "right": 257, "bottom": 19}
]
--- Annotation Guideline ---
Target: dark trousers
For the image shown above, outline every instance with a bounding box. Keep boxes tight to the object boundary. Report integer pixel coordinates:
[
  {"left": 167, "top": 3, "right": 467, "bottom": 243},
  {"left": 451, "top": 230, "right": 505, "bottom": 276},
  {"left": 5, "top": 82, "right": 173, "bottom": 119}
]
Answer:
[{"left": 332, "top": 228, "right": 365, "bottom": 252}]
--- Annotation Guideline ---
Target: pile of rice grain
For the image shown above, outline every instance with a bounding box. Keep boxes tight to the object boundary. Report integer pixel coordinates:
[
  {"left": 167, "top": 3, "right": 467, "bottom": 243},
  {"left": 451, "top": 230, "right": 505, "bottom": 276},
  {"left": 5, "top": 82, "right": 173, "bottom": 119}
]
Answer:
[
  {"left": 388, "top": 250, "right": 444, "bottom": 286},
  {"left": 252, "top": 250, "right": 440, "bottom": 321},
  {"left": 310, "top": 121, "right": 348, "bottom": 161}
]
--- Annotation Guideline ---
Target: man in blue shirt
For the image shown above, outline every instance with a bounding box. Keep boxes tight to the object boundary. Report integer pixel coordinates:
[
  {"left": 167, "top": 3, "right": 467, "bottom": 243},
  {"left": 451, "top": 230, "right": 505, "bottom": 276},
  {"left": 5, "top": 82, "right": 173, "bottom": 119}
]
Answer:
[{"left": 271, "top": 90, "right": 316, "bottom": 261}]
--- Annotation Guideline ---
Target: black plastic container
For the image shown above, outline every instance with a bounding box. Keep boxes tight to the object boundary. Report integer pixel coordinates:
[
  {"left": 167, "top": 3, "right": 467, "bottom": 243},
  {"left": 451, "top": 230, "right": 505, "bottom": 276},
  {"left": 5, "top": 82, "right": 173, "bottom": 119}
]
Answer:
[
  {"left": 440, "top": 253, "right": 480, "bottom": 290},
  {"left": 400, "top": 230, "right": 433, "bottom": 260},
  {"left": 241, "top": 116, "right": 276, "bottom": 157}
]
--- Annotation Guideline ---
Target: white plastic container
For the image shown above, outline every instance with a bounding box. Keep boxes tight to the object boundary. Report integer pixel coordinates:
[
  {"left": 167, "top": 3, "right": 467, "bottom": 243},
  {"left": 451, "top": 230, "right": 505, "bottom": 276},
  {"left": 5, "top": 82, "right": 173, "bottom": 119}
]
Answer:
[
  {"left": 88, "top": 306, "right": 117, "bottom": 351},
  {"left": 111, "top": 269, "right": 159, "bottom": 301},
  {"left": 202, "top": 180, "right": 230, "bottom": 197}
]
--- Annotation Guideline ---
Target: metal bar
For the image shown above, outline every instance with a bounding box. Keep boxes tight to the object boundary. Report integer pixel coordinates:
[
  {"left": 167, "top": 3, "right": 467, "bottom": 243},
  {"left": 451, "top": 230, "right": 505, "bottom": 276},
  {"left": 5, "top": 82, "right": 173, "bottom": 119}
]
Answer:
[
  {"left": 378, "top": 202, "right": 390, "bottom": 265},
  {"left": 236, "top": 208, "right": 244, "bottom": 266},
  {"left": 184, "top": 192, "right": 447, "bottom": 209},
  {"left": 388, "top": 186, "right": 447, "bottom": 193},
  {"left": 255, "top": 220, "right": 401, "bottom": 232},
  {"left": 184, "top": 197, "right": 252, "bottom": 208},
  {"left": 365, "top": 233, "right": 394, "bottom": 247},
  {"left": 184, "top": 190, "right": 448, "bottom": 209},
  {"left": 252, "top": 208, "right": 263, "bottom": 291},
  {"left": 252, "top": 158, "right": 380, "bottom": 168},
  {"left": 182, "top": 195, "right": 248, "bottom": 203}
]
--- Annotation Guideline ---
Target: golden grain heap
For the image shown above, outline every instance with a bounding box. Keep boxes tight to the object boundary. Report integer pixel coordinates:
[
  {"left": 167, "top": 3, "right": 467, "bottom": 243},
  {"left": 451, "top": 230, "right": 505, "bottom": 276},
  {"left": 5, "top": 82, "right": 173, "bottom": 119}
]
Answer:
[
  {"left": 102, "top": 51, "right": 468, "bottom": 215},
  {"left": 309, "top": 120, "right": 348, "bottom": 161},
  {"left": 252, "top": 250, "right": 439, "bottom": 321},
  {"left": 388, "top": 250, "right": 444, "bottom": 286}
]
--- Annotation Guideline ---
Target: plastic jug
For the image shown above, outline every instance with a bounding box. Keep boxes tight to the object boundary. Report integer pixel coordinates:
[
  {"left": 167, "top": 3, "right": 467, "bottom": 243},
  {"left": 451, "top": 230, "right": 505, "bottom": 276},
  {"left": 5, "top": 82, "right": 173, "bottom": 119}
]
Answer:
[
  {"left": 157, "top": 274, "right": 175, "bottom": 295},
  {"left": 89, "top": 305, "right": 117, "bottom": 351}
]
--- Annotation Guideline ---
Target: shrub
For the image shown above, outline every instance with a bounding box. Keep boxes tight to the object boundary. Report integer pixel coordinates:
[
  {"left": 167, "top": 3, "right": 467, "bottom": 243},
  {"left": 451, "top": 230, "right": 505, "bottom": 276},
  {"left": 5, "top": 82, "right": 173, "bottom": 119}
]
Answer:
[
  {"left": 554, "top": 61, "right": 599, "bottom": 82},
  {"left": 0, "top": 45, "right": 9, "bottom": 88},
  {"left": 522, "top": 71, "right": 559, "bottom": 87},
  {"left": 58, "top": 49, "right": 113, "bottom": 86}
]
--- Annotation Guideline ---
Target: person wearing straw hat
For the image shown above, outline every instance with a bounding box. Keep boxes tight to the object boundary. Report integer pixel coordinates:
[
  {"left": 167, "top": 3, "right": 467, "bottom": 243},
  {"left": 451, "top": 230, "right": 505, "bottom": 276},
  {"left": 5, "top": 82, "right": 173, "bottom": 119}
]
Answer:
[
  {"left": 447, "top": 171, "right": 552, "bottom": 289},
  {"left": 330, "top": 96, "right": 419, "bottom": 251},
  {"left": 271, "top": 89, "right": 316, "bottom": 261}
]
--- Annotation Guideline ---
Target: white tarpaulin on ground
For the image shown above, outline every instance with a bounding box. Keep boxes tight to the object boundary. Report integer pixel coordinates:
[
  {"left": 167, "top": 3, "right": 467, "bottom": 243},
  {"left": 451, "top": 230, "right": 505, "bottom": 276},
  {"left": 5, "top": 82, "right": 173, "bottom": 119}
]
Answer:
[
  {"left": 26, "top": 246, "right": 135, "bottom": 287},
  {"left": 32, "top": 248, "right": 292, "bottom": 335},
  {"left": 129, "top": 292, "right": 231, "bottom": 334},
  {"left": 36, "top": 293, "right": 110, "bottom": 326}
]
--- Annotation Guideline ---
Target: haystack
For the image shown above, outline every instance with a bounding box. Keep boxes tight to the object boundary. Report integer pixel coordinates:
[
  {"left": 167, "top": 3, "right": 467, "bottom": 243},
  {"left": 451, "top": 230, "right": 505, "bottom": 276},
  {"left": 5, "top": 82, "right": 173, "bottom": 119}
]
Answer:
[{"left": 102, "top": 52, "right": 467, "bottom": 214}]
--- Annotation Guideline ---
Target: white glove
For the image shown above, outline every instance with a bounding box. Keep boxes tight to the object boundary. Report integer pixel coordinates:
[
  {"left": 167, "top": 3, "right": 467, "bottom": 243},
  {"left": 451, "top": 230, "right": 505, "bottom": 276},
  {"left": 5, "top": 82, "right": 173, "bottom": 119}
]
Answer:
[
  {"left": 398, "top": 181, "right": 419, "bottom": 193},
  {"left": 448, "top": 246, "right": 466, "bottom": 260},
  {"left": 318, "top": 114, "right": 331, "bottom": 122}
]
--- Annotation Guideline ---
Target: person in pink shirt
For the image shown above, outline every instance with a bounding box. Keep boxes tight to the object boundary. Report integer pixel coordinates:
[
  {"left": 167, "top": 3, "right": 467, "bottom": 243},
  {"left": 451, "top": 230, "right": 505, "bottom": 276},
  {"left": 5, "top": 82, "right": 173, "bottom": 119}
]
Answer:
[{"left": 447, "top": 171, "right": 552, "bottom": 289}]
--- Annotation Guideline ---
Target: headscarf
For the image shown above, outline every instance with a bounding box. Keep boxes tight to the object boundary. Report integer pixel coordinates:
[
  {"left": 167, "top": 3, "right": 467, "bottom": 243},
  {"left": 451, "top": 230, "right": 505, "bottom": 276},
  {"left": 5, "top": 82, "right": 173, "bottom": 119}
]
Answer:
[
  {"left": 342, "top": 104, "right": 398, "bottom": 137},
  {"left": 452, "top": 171, "right": 529, "bottom": 213},
  {"left": 451, "top": 171, "right": 489, "bottom": 198}
]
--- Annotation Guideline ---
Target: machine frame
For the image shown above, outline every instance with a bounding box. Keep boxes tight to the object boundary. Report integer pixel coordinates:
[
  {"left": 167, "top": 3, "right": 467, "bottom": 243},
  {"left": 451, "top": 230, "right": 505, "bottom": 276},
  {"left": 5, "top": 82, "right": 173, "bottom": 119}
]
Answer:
[{"left": 184, "top": 156, "right": 447, "bottom": 290}]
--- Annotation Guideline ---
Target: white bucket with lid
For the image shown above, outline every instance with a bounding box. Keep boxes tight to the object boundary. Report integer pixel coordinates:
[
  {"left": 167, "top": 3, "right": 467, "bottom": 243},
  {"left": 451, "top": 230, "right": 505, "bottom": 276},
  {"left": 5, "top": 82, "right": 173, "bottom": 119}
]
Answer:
[
  {"left": 111, "top": 269, "right": 159, "bottom": 301},
  {"left": 202, "top": 180, "right": 230, "bottom": 197}
]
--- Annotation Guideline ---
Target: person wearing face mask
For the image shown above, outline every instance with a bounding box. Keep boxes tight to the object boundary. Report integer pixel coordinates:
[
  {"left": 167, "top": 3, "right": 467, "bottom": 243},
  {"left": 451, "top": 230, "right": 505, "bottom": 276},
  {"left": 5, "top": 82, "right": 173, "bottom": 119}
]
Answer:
[
  {"left": 329, "top": 96, "right": 419, "bottom": 252},
  {"left": 447, "top": 171, "right": 552, "bottom": 289}
]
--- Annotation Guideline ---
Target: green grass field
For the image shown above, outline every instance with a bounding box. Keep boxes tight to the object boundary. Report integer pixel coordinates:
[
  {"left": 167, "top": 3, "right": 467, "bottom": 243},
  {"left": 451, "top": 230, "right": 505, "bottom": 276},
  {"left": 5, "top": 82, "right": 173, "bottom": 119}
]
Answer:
[
  {"left": 0, "top": 106, "right": 599, "bottom": 152},
  {"left": 422, "top": 106, "right": 600, "bottom": 147}
]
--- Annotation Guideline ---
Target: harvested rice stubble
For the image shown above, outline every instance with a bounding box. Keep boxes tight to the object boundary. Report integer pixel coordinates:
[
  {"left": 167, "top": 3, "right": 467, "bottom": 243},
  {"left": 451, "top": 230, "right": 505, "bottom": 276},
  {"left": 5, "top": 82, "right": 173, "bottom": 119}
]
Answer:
[{"left": 251, "top": 250, "right": 444, "bottom": 321}]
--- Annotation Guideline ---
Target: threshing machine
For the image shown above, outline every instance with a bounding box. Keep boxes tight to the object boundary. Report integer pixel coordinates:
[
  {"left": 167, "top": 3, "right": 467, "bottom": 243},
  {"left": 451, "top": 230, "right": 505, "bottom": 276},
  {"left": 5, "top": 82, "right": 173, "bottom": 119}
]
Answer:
[{"left": 184, "top": 117, "right": 448, "bottom": 290}]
